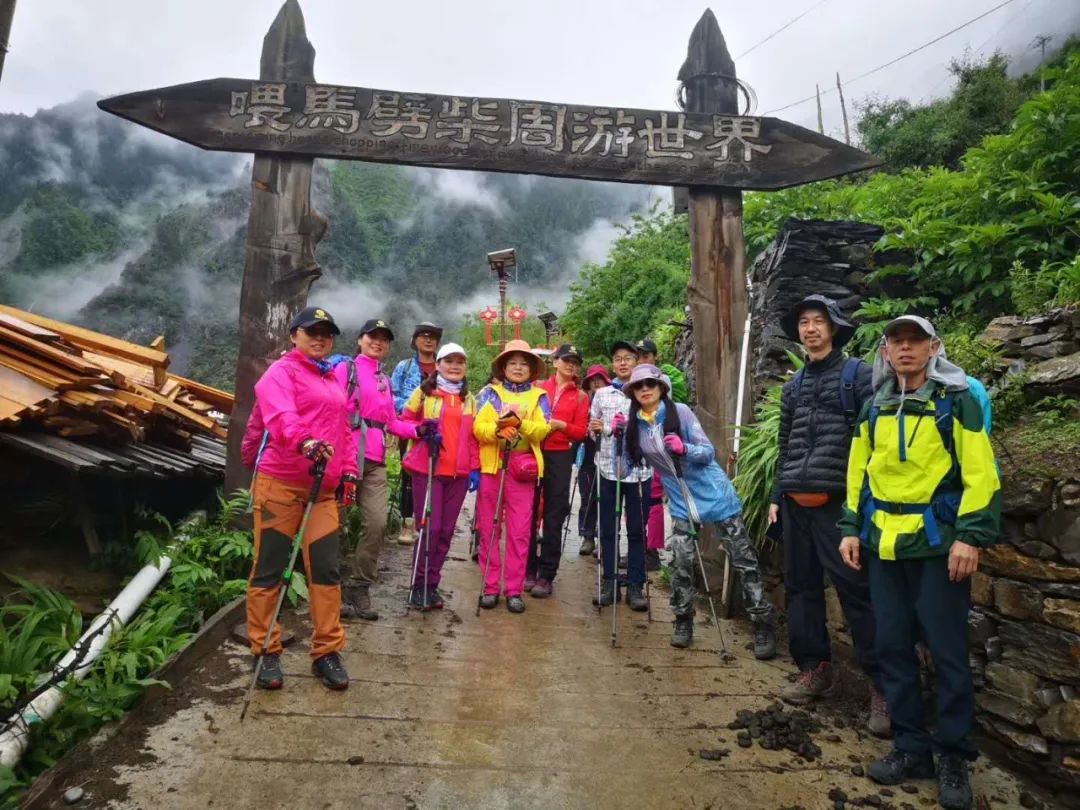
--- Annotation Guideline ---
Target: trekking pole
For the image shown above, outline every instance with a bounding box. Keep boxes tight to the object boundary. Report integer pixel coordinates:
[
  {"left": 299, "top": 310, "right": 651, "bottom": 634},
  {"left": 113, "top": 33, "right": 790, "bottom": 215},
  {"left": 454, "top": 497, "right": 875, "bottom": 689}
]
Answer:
[
  {"left": 668, "top": 452, "right": 733, "bottom": 662},
  {"left": 593, "top": 446, "right": 603, "bottom": 612},
  {"left": 241, "top": 458, "right": 327, "bottom": 722},
  {"left": 405, "top": 451, "right": 436, "bottom": 614},
  {"left": 561, "top": 463, "right": 579, "bottom": 555},
  {"left": 476, "top": 443, "right": 512, "bottom": 617},
  {"left": 639, "top": 479, "right": 653, "bottom": 624},
  {"left": 611, "top": 428, "right": 625, "bottom": 648}
]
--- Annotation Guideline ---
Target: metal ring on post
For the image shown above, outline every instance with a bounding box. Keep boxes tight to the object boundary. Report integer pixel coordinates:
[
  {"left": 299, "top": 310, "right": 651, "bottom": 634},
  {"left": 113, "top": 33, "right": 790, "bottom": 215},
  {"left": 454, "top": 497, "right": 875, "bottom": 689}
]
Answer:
[{"left": 675, "top": 74, "right": 758, "bottom": 116}]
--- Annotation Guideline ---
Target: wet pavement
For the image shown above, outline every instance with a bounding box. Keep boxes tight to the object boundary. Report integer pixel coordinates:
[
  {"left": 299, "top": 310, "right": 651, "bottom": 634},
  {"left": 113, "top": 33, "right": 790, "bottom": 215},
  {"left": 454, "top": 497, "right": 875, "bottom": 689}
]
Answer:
[{"left": 32, "top": 496, "right": 1046, "bottom": 809}]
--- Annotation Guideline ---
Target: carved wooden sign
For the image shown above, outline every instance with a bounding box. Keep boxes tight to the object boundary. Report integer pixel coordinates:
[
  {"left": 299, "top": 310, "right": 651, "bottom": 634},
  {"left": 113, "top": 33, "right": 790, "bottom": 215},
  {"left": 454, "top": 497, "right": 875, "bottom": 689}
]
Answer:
[{"left": 98, "top": 78, "right": 879, "bottom": 190}]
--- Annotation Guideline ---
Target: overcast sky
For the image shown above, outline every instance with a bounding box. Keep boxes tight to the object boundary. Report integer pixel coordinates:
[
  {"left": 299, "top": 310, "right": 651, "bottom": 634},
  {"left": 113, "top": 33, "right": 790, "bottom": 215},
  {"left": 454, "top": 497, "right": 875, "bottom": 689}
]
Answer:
[{"left": 2, "top": 0, "right": 1077, "bottom": 138}]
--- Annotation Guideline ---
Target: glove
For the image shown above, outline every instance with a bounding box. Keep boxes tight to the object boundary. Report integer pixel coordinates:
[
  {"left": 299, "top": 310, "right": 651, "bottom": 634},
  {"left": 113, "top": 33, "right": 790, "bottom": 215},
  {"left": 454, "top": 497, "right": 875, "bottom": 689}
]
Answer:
[
  {"left": 664, "top": 433, "right": 686, "bottom": 456},
  {"left": 496, "top": 412, "right": 521, "bottom": 431},
  {"left": 301, "top": 439, "right": 333, "bottom": 462},
  {"left": 468, "top": 470, "right": 480, "bottom": 492},
  {"left": 416, "top": 419, "right": 442, "bottom": 450},
  {"left": 610, "top": 412, "right": 627, "bottom": 435},
  {"left": 336, "top": 473, "right": 359, "bottom": 506}
]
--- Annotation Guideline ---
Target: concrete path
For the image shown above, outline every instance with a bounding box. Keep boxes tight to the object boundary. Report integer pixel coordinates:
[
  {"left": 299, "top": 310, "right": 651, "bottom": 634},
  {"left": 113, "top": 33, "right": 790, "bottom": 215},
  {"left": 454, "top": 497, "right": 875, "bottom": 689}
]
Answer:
[{"left": 34, "top": 496, "right": 1041, "bottom": 809}]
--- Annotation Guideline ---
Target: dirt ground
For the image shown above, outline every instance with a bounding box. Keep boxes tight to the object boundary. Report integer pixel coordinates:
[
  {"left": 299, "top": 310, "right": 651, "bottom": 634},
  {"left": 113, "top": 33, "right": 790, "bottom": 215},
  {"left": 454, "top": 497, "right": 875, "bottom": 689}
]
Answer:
[{"left": 23, "top": 495, "right": 1059, "bottom": 810}]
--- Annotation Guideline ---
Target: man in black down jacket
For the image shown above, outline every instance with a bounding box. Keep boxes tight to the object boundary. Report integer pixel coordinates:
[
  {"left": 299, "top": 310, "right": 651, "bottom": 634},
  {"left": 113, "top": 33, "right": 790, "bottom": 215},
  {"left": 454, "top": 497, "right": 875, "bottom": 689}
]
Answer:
[{"left": 769, "top": 295, "right": 889, "bottom": 737}]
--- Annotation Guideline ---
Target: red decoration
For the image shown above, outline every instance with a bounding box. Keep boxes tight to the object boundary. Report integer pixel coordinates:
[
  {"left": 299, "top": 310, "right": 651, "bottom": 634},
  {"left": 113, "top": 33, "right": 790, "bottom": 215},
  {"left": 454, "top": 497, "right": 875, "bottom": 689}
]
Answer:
[
  {"left": 508, "top": 306, "right": 527, "bottom": 339},
  {"left": 479, "top": 306, "right": 499, "bottom": 344}
]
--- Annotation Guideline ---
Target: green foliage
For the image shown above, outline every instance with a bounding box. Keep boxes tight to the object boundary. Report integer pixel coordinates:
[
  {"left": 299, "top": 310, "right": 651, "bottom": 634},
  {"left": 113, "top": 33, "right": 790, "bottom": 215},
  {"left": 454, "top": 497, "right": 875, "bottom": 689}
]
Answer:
[
  {"left": 732, "top": 384, "right": 785, "bottom": 549},
  {"left": 1009, "top": 255, "right": 1080, "bottom": 315},
  {"left": 936, "top": 322, "right": 1003, "bottom": 381},
  {"left": 561, "top": 207, "right": 690, "bottom": 360},
  {"left": 10, "top": 186, "right": 125, "bottom": 273},
  {"left": 990, "top": 373, "right": 1029, "bottom": 426},
  {"left": 856, "top": 54, "right": 1026, "bottom": 171},
  {"left": 1, "top": 491, "right": 257, "bottom": 803}
]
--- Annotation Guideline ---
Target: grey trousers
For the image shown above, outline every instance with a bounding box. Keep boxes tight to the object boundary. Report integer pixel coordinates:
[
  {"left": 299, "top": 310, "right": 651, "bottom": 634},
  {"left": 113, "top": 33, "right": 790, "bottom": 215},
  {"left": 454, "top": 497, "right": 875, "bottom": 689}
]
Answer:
[
  {"left": 669, "top": 515, "right": 774, "bottom": 625},
  {"left": 345, "top": 460, "right": 388, "bottom": 584}
]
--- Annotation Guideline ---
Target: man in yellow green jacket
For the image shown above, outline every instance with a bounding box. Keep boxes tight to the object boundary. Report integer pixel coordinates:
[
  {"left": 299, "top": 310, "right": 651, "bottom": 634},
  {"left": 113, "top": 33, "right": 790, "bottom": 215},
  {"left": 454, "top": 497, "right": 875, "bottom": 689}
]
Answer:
[{"left": 838, "top": 315, "right": 1000, "bottom": 810}]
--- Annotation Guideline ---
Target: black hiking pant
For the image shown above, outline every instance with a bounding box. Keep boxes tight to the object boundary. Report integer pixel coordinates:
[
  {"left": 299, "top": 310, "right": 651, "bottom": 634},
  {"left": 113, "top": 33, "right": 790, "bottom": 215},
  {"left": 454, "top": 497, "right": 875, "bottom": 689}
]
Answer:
[
  {"left": 782, "top": 495, "right": 881, "bottom": 688},
  {"left": 528, "top": 449, "right": 574, "bottom": 581}
]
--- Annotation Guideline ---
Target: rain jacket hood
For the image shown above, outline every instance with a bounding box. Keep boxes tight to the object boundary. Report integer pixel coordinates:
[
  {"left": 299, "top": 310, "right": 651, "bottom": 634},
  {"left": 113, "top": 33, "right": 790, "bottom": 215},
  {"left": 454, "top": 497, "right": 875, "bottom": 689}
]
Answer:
[{"left": 631, "top": 401, "right": 742, "bottom": 525}]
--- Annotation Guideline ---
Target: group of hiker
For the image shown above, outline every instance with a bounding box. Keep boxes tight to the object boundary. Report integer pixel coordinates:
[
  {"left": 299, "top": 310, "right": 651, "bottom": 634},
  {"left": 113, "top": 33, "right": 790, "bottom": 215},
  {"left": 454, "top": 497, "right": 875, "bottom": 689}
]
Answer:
[{"left": 240, "top": 291, "right": 1000, "bottom": 810}]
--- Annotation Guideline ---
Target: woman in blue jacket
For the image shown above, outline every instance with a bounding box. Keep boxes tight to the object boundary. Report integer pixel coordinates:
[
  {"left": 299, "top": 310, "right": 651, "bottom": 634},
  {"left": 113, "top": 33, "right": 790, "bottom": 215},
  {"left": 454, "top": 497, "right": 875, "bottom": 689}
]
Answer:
[{"left": 624, "top": 364, "right": 776, "bottom": 655}]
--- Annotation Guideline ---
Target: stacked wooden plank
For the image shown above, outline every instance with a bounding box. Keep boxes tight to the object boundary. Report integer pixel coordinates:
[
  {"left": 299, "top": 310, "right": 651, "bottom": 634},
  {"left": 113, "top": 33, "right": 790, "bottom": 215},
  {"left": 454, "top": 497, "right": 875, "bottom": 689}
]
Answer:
[{"left": 0, "top": 305, "right": 232, "bottom": 445}]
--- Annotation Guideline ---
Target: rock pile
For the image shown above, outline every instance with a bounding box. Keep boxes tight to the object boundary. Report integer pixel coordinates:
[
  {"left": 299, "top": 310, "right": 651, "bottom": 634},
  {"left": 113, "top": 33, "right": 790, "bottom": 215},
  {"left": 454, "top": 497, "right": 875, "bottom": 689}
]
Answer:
[{"left": 981, "top": 307, "right": 1080, "bottom": 398}]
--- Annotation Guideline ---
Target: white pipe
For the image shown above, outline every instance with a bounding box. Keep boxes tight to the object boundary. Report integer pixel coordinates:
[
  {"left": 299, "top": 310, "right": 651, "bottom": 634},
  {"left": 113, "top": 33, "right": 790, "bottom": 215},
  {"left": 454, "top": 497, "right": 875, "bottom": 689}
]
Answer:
[
  {"left": 0, "top": 555, "right": 172, "bottom": 768},
  {"left": 731, "top": 309, "right": 753, "bottom": 473}
]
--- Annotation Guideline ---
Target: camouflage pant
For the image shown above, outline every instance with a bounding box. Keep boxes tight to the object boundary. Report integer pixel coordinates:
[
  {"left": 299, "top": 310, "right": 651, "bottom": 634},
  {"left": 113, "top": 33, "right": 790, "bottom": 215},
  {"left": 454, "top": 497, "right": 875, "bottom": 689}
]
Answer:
[{"left": 669, "top": 515, "right": 774, "bottom": 625}]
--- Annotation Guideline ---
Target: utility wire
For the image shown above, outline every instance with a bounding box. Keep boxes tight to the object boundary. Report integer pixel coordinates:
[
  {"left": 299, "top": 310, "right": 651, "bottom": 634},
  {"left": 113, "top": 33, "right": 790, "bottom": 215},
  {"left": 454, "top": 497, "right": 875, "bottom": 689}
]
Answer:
[
  {"left": 763, "top": 0, "right": 1021, "bottom": 114},
  {"left": 734, "top": 0, "right": 830, "bottom": 61}
]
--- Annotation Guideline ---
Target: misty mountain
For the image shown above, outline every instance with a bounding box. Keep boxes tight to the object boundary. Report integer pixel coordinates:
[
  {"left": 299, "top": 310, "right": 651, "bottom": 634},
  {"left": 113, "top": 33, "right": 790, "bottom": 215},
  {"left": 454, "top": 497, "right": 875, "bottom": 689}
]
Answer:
[{"left": 0, "top": 96, "right": 653, "bottom": 388}]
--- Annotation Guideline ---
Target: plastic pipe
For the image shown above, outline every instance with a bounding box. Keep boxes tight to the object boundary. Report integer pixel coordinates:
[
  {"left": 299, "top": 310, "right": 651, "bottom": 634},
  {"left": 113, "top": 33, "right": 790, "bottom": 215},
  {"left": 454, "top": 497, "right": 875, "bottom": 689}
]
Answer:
[{"left": 0, "top": 554, "right": 172, "bottom": 768}]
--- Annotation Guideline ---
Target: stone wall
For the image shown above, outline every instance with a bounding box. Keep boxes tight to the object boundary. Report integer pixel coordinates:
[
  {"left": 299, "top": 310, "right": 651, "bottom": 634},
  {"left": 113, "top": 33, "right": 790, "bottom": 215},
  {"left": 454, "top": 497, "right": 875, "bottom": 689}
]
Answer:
[{"left": 966, "top": 308, "right": 1080, "bottom": 790}]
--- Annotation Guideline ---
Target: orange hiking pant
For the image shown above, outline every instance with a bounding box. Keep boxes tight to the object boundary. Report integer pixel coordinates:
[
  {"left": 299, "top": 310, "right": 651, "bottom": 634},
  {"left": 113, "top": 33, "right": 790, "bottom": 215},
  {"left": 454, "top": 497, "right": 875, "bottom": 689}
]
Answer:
[{"left": 246, "top": 473, "right": 345, "bottom": 659}]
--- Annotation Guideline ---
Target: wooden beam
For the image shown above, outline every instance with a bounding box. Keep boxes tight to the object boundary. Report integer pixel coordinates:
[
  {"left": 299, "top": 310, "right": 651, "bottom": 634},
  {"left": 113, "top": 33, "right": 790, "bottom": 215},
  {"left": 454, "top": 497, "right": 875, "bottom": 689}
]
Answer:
[
  {"left": 97, "top": 77, "right": 882, "bottom": 191},
  {"left": 226, "top": 0, "right": 324, "bottom": 493},
  {"left": 0, "top": 305, "right": 169, "bottom": 371},
  {"left": 679, "top": 10, "right": 751, "bottom": 595},
  {"left": 0, "top": 313, "right": 61, "bottom": 341},
  {"left": 166, "top": 372, "right": 235, "bottom": 413}
]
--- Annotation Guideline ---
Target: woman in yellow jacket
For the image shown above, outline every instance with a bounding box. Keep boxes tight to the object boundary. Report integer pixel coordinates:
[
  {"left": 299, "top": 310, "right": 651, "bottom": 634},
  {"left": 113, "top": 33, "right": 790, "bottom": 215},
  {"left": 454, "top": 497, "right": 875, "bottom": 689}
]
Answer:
[{"left": 474, "top": 340, "right": 551, "bottom": 613}]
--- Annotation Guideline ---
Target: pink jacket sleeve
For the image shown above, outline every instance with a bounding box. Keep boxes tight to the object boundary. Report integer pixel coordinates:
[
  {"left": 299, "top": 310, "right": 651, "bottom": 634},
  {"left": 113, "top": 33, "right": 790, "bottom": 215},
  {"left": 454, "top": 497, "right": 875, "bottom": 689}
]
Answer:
[
  {"left": 255, "top": 364, "right": 311, "bottom": 453},
  {"left": 240, "top": 404, "right": 265, "bottom": 469},
  {"left": 341, "top": 413, "right": 360, "bottom": 478}
]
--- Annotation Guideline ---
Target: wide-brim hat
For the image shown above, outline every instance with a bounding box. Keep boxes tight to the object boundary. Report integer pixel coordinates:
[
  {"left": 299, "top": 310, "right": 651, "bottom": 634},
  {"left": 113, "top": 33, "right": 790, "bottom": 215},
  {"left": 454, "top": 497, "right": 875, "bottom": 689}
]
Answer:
[
  {"left": 781, "top": 295, "right": 855, "bottom": 348},
  {"left": 411, "top": 321, "right": 444, "bottom": 349},
  {"left": 491, "top": 339, "right": 544, "bottom": 381},
  {"left": 583, "top": 364, "right": 612, "bottom": 386},
  {"left": 626, "top": 363, "right": 670, "bottom": 395}
]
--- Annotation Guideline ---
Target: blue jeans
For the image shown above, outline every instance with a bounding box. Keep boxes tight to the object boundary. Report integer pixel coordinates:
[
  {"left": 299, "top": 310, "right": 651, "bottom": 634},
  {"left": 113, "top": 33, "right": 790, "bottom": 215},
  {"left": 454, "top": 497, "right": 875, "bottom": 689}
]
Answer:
[{"left": 598, "top": 476, "right": 647, "bottom": 585}]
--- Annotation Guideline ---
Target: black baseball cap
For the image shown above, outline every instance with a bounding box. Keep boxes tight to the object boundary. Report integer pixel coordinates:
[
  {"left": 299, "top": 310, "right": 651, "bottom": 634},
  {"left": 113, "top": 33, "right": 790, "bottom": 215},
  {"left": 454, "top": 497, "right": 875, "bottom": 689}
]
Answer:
[
  {"left": 359, "top": 318, "right": 395, "bottom": 340},
  {"left": 609, "top": 340, "right": 639, "bottom": 358},
  {"left": 635, "top": 338, "right": 658, "bottom": 355},
  {"left": 289, "top": 306, "right": 340, "bottom": 335},
  {"left": 554, "top": 343, "right": 583, "bottom": 362}
]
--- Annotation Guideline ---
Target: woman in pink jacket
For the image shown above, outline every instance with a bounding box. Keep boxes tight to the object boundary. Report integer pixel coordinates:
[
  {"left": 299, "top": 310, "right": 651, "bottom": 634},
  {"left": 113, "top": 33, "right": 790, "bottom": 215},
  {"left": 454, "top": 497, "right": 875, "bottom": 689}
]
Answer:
[
  {"left": 399, "top": 342, "right": 480, "bottom": 610},
  {"left": 245, "top": 306, "right": 358, "bottom": 693},
  {"left": 332, "top": 318, "right": 422, "bottom": 621}
]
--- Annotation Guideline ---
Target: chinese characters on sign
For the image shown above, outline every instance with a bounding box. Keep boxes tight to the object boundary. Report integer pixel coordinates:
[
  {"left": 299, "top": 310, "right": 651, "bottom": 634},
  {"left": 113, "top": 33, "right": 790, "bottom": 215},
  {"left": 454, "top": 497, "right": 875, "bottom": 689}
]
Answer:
[{"left": 226, "top": 82, "right": 773, "bottom": 165}]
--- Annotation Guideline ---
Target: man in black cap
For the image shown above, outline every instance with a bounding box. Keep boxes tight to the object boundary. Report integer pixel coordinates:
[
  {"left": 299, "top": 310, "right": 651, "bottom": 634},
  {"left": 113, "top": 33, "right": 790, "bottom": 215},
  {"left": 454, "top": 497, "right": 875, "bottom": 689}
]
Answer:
[
  {"left": 771, "top": 295, "right": 888, "bottom": 736},
  {"left": 526, "top": 343, "right": 590, "bottom": 597},
  {"left": 391, "top": 322, "right": 444, "bottom": 545}
]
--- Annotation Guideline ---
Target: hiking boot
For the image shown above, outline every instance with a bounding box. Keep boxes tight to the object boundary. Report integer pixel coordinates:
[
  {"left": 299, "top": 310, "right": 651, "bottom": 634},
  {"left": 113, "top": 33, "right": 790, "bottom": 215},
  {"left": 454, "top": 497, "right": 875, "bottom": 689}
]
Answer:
[
  {"left": 397, "top": 518, "right": 415, "bottom": 545},
  {"left": 645, "top": 549, "right": 661, "bottom": 572},
  {"left": 671, "top": 615, "right": 694, "bottom": 648},
  {"left": 342, "top": 583, "right": 379, "bottom": 621},
  {"left": 254, "top": 653, "right": 283, "bottom": 690},
  {"left": 781, "top": 662, "right": 835, "bottom": 705},
  {"left": 312, "top": 652, "right": 349, "bottom": 690},
  {"left": 579, "top": 537, "right": 595, "bottom": 556},
  {"left": 936, "top": 755, "right": 973, "bottom": 809},
  {"left": 523, "top": 573, "right": 537, "bottom": 592},
  {"left": 592, "top": 579, "right": 616, "bottom": 607},
  {"left": 408, "top": 587, "right": 431, "bottom": 611},
  {"left": 868, "top": 689, "right": 892, "bottom": 738},
  {"left": 618, "top": 554, "right": 628, "bottom": 570},
  {"left": 753, "top": 620, "right": 777, "bottom": 661},
  {"left": 426, "top": 586, "right": 445, "bottom": 610},
  {"left": 626, "top": 583, "right": 649, "bottom": 612},
  {"left": 866, "top": 749, "right": 935, "bottom": 786},
  {"left": 479, "top": 593, "right": 499, "bottom": 610},
  {"left": 530, "top": 577, "right": 553, "bottom": 598},
  {"left": 506, "top": 595, "right": 526, "bottom": 614}
]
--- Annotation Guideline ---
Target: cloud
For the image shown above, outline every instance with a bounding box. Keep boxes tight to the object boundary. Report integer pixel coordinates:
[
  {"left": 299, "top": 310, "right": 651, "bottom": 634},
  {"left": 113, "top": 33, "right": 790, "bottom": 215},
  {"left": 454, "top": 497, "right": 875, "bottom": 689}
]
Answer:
[{"left": 412, "top": 168, "right": 505, "bottom": 213}]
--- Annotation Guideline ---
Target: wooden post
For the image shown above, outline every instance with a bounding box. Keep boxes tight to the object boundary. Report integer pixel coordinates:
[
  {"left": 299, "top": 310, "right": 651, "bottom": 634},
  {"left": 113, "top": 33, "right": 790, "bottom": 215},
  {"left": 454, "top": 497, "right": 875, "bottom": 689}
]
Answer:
[
  {"left": 815, "top": 83, "right": 824, "bottom": 135},
  {"left": 224, "top": 0, "right": 328, "bottom": 494},
  {"left": 836, "top": 72, "right": 851, "bottom": 145},
  {"left": 679, "top": 10, "right": 749, "bottom": 587},
  {"left": 0, "top": 0, "right": 17, "bottom": 86}
]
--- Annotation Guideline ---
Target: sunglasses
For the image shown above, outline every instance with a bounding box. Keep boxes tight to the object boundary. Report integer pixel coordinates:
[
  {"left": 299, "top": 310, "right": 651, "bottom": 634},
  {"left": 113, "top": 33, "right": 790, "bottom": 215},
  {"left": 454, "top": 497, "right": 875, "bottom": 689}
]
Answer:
[
  {"left": 303, "top": 327, "right": 335, "bottom": 339},
  {"left": 635, "top": 379, "right": 661, "bottom": 390}
]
